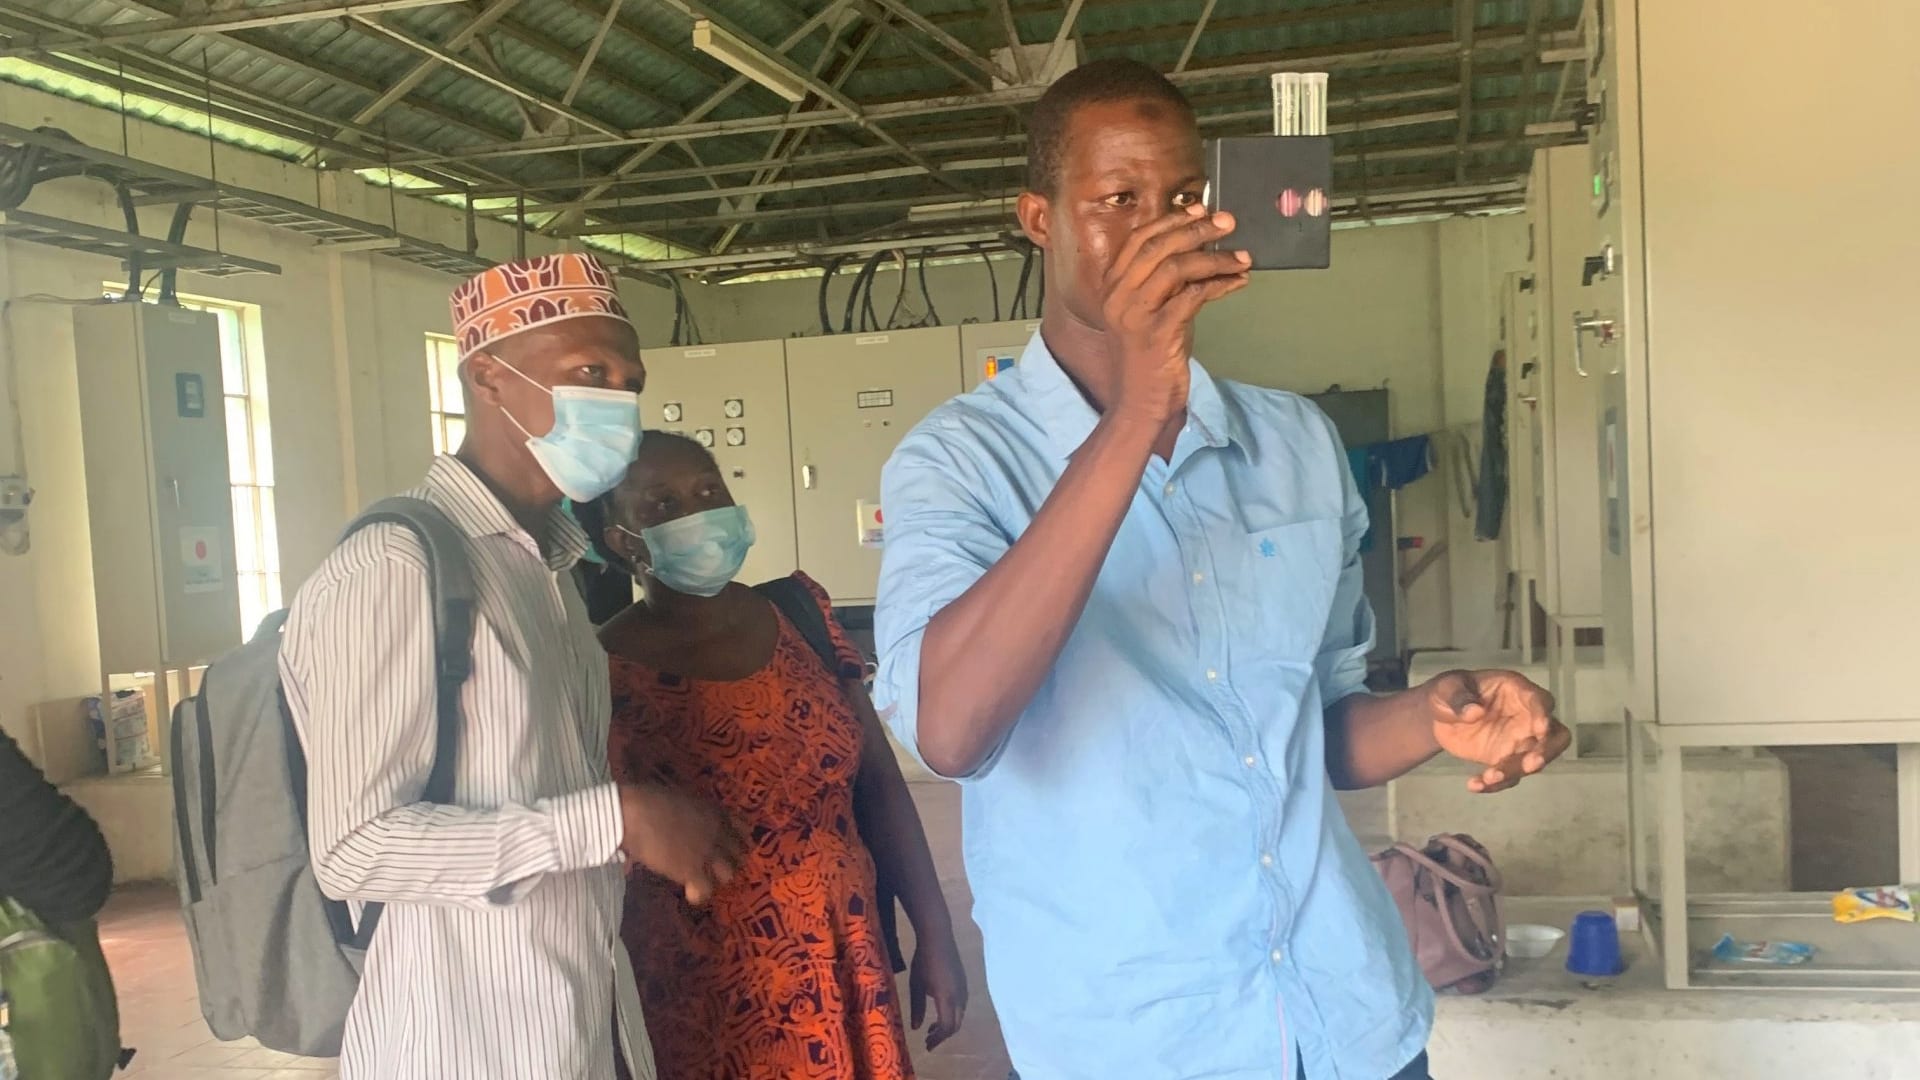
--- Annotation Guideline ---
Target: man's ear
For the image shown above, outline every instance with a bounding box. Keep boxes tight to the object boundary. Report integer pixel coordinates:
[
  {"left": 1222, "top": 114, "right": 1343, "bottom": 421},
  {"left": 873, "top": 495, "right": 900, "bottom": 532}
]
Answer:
[
  {"left": 463, "top": 350, "right": 508, "bottom": 410},
  {"left": 1016, "top": 190, "right": 1051, "bottom": 250}
]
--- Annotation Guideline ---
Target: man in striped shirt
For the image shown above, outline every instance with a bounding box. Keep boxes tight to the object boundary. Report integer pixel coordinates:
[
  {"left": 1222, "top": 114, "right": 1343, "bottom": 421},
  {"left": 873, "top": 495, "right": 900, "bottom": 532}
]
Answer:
[{"left": 281, "top": 255, "right": 740, "bottom": 1079}]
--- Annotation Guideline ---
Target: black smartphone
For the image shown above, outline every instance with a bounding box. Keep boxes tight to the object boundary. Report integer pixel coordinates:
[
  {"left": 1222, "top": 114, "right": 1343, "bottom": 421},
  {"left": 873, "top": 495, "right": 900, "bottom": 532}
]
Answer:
[{"left": 1204, "top": 135, "right": 1334, "bottom": 271}]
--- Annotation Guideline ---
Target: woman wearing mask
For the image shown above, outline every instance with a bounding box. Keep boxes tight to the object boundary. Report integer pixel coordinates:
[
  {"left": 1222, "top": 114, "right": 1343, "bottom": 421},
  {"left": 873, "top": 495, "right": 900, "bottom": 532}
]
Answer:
[{"left": 575, "top": 432, "right": 967, "bottom": 1080}]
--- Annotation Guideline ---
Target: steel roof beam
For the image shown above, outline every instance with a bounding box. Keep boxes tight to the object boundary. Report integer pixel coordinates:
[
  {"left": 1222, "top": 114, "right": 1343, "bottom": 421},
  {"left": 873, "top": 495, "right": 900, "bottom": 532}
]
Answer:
[
  {"left": 337, "top": 0, "right": 528, "bottom": 136},
  {"left": 1040, "top": 0, "right": 1085, "bottom": 84},
  {"left": 989, "top": 0, "right": 1029, "bottom": 83},
  {"left": 1174, "top": 0, "right": 1218, "bottom": 75},
  {"left": 331, "top": 28, "right": 1581, "bottom": 169},
  {"left": 861, "top": 0, "right": 1016, "bottom": 86},
  {"left": 10, "top": 48, "right": 484, "bottom": 181},
  {"left": 847, "top": 0, "right": 990, "bottom": 94},
  {"left": 669, "top": 2, "right": 978, "bottom": 200},
  {"left": 615, "top": 137, "right": 1554, "bottom": 241},
  {"left": 409, "top": 132, "right": 1023, "bottom": 197},
  {"left": 1452, "top": 0, "right": 1476, "bottom": 183},
  {"left": 349, "top": 12, "right": 624, "bottom": 139},
  {"left": 560, "top": 111, "right": 1554, "bottom": 237},
  {"left": 617, "top": 179, "right": 1526, "bottom": 273},
  {"left": 486, "top": 12, "right": 680, "bottom": 121},
  {"left": 536, "top": 89, "right": 1519, "bottom": 219},
  {"left": 562, "top": 0, "right": 622, "bottom": 108},
  {"left": 619, "top": 228, "right": 1011, "bottom": 275},
  {"left": 857, "top": 0, "right": 1440, "bottom": 77},
  {"left": 549, "top": 0, "right": 736, "bottom": 94},
  {"left": 714, "top": 11, "right": 887, "bottom": 253},
  {"left": 1507, "top": 0, "right": 1548, "bottom": 159},
  {"left": 0, "top": 0, "right": 463, "bottom": 56},
  {"left": 0, "top": 0, "right": 521, "bottom": 154},
  {"left": 550, "top": 0, "right": 863, "bottom": 228},
  {"left": 417, "top": 65, "right": 1549, "bottom": 198}
]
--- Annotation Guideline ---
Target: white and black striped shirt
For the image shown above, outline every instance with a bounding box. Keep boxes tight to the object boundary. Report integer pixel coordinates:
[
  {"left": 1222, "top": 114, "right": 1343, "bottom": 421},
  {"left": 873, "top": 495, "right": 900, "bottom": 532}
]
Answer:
[{"left": 281, "top": 455, "right": 652, "bottom": 1080}]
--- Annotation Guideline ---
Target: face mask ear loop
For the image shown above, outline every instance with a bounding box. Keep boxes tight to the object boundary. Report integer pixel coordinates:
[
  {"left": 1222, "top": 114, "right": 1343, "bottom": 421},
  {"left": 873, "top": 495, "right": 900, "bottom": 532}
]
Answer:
[
  {"left": 481, "top": 350, "right": 550, "bottom": 441},
  {"left": 615, "top": 523, "right": 652, "bottom": 577}
]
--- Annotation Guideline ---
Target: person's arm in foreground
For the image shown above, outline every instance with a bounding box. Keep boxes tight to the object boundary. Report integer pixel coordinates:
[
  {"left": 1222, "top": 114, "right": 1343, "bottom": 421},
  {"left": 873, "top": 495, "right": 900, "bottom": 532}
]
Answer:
[
  {"left": 0, "top": 726, "right": 112, "bottom": 924},
  {"left": 848, "top": 681, "right": 968, "bottom": 1050},
  {"left": 905, "top": 209, "right": 1248, "bottom": 778},
  {"left": 286, "top": 549, "right": 737, "bottom": 910}
]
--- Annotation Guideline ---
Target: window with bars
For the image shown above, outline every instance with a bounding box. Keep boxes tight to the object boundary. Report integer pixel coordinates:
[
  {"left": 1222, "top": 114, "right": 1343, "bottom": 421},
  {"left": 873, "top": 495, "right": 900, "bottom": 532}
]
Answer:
[
  {"left": 190, "top": 298, "right": 281, "bottom": 637},
  {"left": 427, "top": 333, "right": 467, "bottom": 456}
]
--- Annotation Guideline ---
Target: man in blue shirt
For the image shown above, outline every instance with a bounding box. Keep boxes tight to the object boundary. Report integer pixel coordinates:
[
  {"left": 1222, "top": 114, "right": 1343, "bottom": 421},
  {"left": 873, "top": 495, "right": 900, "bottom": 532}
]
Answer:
[{"left": 873, "top": 60, "right": 1570, "bottom": 1080}]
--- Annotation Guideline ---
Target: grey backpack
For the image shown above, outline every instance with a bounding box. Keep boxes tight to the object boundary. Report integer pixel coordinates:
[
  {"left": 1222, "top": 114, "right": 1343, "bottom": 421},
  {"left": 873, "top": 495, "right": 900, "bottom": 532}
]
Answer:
[{"left": 169, "top": 497, "right": 473, "bottom": 1056}]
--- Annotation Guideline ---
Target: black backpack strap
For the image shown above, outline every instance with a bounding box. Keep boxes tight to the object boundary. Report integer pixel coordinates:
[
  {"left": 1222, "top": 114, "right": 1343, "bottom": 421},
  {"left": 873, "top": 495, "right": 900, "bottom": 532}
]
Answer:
[
  {"left": 754, "top": 577, "right": 840, "bottom": 677},
  {"left": 753, "top": 576, "right": 907, "bottom": 974},
  {"left": 314, "top": 496, "right": 476, "bottom": 950}
]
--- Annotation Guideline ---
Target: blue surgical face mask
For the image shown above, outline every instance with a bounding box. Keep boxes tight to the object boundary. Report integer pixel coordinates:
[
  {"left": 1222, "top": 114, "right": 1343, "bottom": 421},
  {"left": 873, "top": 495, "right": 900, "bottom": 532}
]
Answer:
[
  {"left": 622, "top": 506, "right": 755, "bottom": 598},
  {"left": 492, "top": 355, "right": 641, "bottom": 502}
]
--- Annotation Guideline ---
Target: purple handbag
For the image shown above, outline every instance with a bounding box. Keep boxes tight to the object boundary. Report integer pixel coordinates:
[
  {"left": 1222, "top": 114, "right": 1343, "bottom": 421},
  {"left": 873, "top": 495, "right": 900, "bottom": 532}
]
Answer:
[{"left": 1372, "top": 833, "right": 1506, "bottom": 994}]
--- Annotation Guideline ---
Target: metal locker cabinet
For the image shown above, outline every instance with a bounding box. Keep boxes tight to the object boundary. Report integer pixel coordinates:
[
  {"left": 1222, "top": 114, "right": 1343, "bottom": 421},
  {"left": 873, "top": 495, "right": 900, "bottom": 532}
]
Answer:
[
  {"left": 640, "top": 340, "right": 799, "bottom": 587},
  {"left": 784, "top": 326, "right": 963, "bottom": 605},
  {"left": 1504, "top": 270, "right": 1545, "bottom": 600},
  {"left": 1583, "top": 0, "right": 1920, "bottom": 990},
  {"left": 1531, "top": 145, "right": 1606, "bottom": 622},
  {"left": 73, "top": 302, "right": 242, "bottom": 672},
  {"left": 959, "top": 319, "right": 1040, "bottom": 391}
]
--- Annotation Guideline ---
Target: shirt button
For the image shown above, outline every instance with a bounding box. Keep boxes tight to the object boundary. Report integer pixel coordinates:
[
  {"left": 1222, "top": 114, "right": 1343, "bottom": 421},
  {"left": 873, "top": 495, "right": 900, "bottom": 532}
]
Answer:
[
  {"left": 1191, "top": 571, "right": 1205, "bottom": 585},
  {"left": 1206, "top": 669, "right": 1219, "bottom": 682},
  {"left": 1261, "top": 853, "right": 1275, "bottom": 867},
  {"left": 1163, "top": 481, "right": 1176, "bottom": 497},
  {"left": 1271, "top": 949, "right": 1285, "bottom": 964},
  {"left": 1243, "top": 755, "right": 1256, "bottom": 768}
]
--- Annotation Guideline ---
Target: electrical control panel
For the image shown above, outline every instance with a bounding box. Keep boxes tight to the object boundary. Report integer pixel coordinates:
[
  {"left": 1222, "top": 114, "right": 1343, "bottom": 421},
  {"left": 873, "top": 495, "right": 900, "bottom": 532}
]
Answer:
[
  {"left": 72, "top": 302, "right": 242, "bottom": 671},
  {"left": 785, "top": 327, "right": 963, "bottom": 604},
  {"left": 640, "top": 340, "right": 798, "bottom": 587},
  {"left": 960, "top": 319, "right": 1041, "bottom": 392}
]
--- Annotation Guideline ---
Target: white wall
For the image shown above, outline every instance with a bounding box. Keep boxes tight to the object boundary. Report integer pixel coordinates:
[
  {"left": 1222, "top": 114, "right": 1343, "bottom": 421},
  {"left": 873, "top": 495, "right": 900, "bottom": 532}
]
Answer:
[{"left": 703, "top": 216, "right": 1528, "bottom": 652}]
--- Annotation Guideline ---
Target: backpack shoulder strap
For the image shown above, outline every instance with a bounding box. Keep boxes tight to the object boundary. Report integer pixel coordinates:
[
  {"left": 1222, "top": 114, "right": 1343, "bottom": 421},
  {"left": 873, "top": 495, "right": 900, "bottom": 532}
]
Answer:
[
  {"left": 754, "top": 576, "right": 839, "bottom": 679},
  {"left": 340, "top": 496, "right": 476, "bottom": 805},
  {"left": 325, "top": 496, "right": 475, "bottom": 948}
]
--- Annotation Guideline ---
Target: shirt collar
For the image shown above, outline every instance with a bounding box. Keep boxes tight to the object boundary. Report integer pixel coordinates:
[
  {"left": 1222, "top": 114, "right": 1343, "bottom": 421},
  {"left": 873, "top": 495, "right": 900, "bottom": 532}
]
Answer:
[
  {"left": 423, "top": 454, "right": 589, "bottom": 571},
  {"left": 1012, "top": 332, "right": 1247, "bottom": 459}
]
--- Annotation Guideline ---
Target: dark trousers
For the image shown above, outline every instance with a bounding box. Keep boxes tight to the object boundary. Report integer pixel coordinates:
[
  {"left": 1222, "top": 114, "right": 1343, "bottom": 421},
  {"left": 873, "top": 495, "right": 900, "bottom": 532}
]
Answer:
[{"left": 1300, "top": 1051, "right": 1432, "bottom": 1080}]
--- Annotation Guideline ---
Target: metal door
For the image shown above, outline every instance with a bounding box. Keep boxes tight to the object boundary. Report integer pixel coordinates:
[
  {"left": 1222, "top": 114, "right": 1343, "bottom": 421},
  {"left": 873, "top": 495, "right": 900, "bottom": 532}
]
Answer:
[
  {"left": 785, "top": 327, "right": 962, "bottom": 604},
  {"left": 137, "top": 304, "right": 243, "bottom": 666}
]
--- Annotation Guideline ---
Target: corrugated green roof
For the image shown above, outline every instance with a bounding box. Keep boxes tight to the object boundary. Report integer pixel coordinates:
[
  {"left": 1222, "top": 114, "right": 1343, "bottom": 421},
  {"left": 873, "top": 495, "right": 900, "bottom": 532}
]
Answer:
[{"left": 1, "top": 0, "right": 1585, "bottom": 269}]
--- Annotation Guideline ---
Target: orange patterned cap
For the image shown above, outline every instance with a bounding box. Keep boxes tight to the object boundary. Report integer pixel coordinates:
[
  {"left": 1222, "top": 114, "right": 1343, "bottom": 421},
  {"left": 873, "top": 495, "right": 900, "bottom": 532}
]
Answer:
[{"left": 449, "top": 253, "right": 631, "bottom": 360}]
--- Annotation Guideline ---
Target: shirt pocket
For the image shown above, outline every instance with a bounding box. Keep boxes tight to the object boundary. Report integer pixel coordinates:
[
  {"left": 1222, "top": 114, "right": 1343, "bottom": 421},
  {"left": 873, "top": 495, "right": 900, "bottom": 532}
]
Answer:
[{"left": 1228, "top": 518, "right": 1345, "bottom": 662}]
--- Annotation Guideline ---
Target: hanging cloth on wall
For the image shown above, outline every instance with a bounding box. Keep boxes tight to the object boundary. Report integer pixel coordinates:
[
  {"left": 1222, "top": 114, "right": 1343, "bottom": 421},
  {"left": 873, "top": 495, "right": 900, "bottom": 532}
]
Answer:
[
  {"left": 1344, "top": 435, "right": 1434, "bottom": 555},
  {"left": 1369, "top": 435, "right": 1432, "bottom": 491},
  {"left": 1475, "top": 350, "right": 1509, "bottom": 541}
]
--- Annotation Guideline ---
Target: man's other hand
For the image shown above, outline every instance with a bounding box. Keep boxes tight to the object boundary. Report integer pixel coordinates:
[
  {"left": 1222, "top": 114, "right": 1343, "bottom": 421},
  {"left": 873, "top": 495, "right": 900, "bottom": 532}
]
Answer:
[
  {"left": 617, "top": 783, "right": 744, "bottom": 903},
  {"left": 1427, "top": 670, "right": 1571, "bottom": 793}
]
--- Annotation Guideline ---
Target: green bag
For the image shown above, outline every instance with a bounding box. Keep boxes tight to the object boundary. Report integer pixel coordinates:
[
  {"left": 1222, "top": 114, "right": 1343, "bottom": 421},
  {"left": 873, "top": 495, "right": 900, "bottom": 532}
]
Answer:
[{"left": 0, "top": 898, "right": 124, "bottom": 1080}]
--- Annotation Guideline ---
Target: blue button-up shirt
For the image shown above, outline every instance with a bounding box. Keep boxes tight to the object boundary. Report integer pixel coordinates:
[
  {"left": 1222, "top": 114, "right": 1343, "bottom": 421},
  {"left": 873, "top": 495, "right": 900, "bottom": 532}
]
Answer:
[{"left": 874, "top": 334, "right": 1432, "bottom": 1080}]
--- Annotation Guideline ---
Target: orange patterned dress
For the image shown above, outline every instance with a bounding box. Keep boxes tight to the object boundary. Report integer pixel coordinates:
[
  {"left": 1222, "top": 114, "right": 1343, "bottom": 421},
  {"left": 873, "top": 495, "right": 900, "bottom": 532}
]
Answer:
[{"left": 609, "top": 573, "right": 913, "bottom": 1080}]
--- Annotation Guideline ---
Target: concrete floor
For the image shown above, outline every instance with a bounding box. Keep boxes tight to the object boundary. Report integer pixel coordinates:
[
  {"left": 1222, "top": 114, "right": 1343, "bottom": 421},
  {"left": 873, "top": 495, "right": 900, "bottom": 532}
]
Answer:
[
  {"left": 98, "top": 781, "right": 1011, "bottom": 1080},
  {"left": 97, "top": 779, "right": 1920, "bottom": 1080}
]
